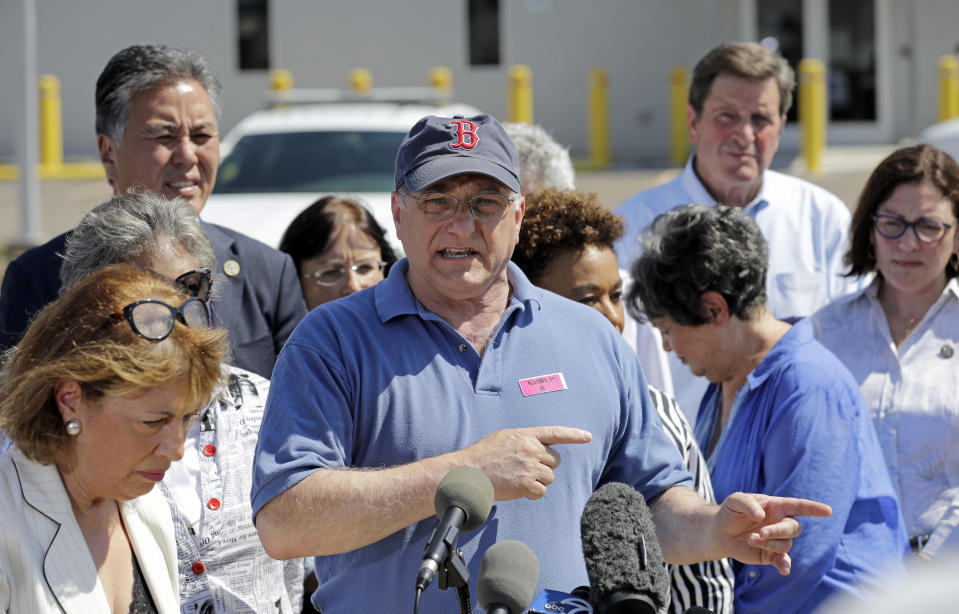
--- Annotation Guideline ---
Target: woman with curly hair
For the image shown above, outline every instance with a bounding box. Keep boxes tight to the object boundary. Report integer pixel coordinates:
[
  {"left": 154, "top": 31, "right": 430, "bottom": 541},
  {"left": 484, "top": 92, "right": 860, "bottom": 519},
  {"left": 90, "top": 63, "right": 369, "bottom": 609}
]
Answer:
[
  {"left": 512, "top": 188, "right": 735, "bottom": 614},
  {"left": 629, "top": 203, "right": 908, "bottom": 613},
  {"left": 513, "top": 188, "right": 676, "bottom": 395}
]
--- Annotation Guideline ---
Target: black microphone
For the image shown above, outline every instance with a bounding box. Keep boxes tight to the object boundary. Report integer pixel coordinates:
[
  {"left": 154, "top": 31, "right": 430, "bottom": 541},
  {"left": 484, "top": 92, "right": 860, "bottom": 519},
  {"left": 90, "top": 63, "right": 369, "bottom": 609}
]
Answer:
[
  {"left": 415, "top": 466, "right": 495, "bottom": 592},
  {"left": 581, "top": 482, "right": 669, "bottom": 614},
  {"left": 477, "top": 540, "right": 540, "bottom": 614},
  {"left": 683, "top": 608, "right": 715, "bottom": 614}
]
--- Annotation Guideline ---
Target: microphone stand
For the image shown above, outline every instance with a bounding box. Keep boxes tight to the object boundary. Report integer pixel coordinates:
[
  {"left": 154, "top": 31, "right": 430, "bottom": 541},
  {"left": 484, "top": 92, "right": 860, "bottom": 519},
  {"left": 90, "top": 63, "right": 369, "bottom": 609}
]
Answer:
[{"left": 437, "top": 546, "right": 472, "bottom": 614}]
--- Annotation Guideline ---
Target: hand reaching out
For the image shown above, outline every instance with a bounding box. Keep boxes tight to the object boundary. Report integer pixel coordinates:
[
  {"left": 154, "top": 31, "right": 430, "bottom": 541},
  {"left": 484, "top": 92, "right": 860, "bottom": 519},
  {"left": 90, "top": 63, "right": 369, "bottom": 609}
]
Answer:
[{"left": 718, "top": 492, "right": 833, "bottom": 575}]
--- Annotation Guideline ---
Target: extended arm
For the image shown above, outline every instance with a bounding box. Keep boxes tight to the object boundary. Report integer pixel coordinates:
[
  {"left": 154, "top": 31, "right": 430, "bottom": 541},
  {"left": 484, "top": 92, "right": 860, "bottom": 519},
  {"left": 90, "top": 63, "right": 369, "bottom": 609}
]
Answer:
[
  {"left": 255, "top": 426, "right": 591, "bottom": 559},
  {"left": 651, "top": 485, "right": 831, "bottom": 575}
]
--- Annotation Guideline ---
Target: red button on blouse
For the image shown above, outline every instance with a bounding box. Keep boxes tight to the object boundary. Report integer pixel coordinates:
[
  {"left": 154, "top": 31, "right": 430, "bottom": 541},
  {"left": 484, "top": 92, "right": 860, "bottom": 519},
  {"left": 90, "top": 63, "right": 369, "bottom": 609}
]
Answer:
[
  {"left": 192, "top": 561, "right": 205, "bottom": 575},
  {"left": 203, "top": 444, "right": 216, "bottom": 457},
  {"left": 207, "top": 498, "right": 221, "bottom": 511}
]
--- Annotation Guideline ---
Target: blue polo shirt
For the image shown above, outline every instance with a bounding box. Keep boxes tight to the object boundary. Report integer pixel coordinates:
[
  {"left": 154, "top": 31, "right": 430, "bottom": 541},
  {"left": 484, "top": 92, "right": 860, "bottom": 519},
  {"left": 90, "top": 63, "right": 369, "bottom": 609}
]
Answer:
[
  {"left": 252, "top": 259, "right": 691, "bottom": 613},
  {"left": 695, "top": 319, "right": 909, "bottom": 614}
]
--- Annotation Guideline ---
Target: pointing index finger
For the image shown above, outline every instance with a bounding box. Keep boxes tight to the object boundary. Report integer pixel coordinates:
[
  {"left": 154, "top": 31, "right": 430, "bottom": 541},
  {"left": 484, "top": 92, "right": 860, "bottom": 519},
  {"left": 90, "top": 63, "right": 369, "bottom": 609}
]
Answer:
[
  {"left": 531, "top": 426, "right": 592, "bottom": 446},
  {"left": 776, "top": 498, "right": 833, "bottom": 519}
]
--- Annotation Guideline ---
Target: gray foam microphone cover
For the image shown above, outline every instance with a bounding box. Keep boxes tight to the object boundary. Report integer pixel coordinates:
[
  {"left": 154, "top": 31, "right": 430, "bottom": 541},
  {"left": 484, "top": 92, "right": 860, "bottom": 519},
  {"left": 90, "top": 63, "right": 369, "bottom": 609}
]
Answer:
[
  {"left": 477, "top": 540, "right": 540, "bottom": 613},
  {"left": 581, "top": 481, "right": 669, "bottom": 612},
  {"left": 433, "top": 466, "right": 495, "bottom": 531}
]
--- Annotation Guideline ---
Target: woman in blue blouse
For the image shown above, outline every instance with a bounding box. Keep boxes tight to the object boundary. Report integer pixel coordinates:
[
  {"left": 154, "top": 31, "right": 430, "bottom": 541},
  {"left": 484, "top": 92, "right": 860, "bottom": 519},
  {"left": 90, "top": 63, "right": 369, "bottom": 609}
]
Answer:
[{"left": 628, "top": 204, "right": 908, "bottom": 614}]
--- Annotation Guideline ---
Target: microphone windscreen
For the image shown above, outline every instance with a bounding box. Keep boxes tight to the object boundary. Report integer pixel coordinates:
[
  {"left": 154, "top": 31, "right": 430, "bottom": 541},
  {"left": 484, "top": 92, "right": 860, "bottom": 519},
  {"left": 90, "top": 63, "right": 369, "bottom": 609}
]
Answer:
[
  {"left": 477, "top": 540, "right": 540, "bottom": 613},
  {"left": 433, "top": 466, "right": 495, "bottom": 531},
  {"left": 581, "top": 482, "right": 669, "bottom": 612}
]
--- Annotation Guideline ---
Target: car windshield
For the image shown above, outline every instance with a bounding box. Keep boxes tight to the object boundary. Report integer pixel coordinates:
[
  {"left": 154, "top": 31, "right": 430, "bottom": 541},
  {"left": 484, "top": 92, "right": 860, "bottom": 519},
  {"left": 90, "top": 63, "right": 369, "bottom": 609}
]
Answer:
[{"left": 213, "top": 130, "right": 405, "bottom": 193}]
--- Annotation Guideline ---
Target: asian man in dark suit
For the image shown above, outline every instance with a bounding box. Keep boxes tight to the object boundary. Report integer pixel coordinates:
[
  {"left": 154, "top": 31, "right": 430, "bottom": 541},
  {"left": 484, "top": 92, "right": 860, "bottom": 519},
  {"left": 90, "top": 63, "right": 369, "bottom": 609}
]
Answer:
[{"left": 0, "top": 45, "right": 306, "bottom": 377}]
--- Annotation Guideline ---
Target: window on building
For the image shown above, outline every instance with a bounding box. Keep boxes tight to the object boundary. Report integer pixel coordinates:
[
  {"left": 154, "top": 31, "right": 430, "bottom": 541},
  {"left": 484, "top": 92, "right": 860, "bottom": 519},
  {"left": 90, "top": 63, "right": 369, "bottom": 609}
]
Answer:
[
  {"left": 238, "top": 0, "right": 269, "bottom": 70},
  {"left": 758, "top": 0, "right": 876, "bottom": 123},
  {"left": 829, "top": 0, "right": 876, "bottom": 120},
  {"left": 757, "top": 0, "right": 803, "bottom": 123},
  {"left": 468, "top": 0, "right": 501, "bottom": 66}
]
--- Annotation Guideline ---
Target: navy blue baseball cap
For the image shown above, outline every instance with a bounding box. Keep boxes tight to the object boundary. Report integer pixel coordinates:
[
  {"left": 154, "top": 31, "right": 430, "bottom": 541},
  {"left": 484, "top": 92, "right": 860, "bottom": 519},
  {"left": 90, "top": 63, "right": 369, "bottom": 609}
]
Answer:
[{"left": 394, "top": 114, "right": 521, "bottom": 193}]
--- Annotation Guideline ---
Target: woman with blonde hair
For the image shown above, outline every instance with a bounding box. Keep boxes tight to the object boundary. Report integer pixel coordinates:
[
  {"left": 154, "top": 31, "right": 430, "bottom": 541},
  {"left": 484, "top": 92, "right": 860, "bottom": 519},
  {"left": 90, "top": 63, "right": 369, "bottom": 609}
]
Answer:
[{"left": 0, "top": 263, "right": 227, "bottom": 613}]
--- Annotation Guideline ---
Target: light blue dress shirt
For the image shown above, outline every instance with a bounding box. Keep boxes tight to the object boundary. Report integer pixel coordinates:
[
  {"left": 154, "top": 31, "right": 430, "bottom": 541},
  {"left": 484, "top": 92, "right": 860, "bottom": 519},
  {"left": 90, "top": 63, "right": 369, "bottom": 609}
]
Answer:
[{"left": 812, "top": 277, "right": 959, "bottom": 556}]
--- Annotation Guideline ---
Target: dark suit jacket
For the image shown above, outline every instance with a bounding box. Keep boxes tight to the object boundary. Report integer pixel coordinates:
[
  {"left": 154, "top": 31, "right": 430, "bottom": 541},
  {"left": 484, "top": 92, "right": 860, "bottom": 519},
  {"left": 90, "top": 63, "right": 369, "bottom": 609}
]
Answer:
[{"left": 0, "top": 221, "right": 307, "bottom": 378}]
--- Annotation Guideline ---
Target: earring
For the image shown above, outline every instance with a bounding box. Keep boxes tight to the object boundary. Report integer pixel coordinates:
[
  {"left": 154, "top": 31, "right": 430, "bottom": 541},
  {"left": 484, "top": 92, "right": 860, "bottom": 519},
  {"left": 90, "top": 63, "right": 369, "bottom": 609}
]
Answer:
[{"left": 65, "top": 420, "right": 81, "bottom": 436}]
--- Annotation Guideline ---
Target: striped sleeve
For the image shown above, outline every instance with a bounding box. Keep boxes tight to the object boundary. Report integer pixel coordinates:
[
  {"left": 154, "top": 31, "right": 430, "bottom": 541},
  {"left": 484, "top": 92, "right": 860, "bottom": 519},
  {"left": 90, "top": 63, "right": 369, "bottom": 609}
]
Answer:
[{"left": 648, "top": 386, "right": 736, "bottom": 614}]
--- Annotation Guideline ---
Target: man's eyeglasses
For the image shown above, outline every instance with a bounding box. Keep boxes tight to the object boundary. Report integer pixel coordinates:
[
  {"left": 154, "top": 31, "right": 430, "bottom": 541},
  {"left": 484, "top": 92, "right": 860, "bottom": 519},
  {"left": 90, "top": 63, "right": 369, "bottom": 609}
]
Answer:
[
  {"left": 174, "top": 268, "right": 212, "bottom": 301},
  {"left": 872, "top": 214, "right": 956, "bottom": 243},
  {"left": 403, "top": 192, "right": 518, "bottom": 223},
  {"left": 113, "top": 297, "right": 212, "bottom": 341},
  {"left": 306, "top": 261, "right": 387, "bottom": 286}
]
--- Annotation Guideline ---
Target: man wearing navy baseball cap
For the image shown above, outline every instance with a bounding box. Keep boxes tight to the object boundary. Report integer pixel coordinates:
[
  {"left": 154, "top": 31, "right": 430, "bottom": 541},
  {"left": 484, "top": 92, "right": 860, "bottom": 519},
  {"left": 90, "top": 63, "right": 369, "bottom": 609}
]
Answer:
[{"left": 252, "top": 114, "right": 832, "bottom": 613}]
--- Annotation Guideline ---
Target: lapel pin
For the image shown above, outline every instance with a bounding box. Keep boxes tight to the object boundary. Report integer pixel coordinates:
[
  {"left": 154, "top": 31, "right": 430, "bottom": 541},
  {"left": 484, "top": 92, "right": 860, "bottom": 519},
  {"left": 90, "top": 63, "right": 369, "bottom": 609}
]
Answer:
[{"left": 223, "top": 259, "right": 241, "bottom": 277}]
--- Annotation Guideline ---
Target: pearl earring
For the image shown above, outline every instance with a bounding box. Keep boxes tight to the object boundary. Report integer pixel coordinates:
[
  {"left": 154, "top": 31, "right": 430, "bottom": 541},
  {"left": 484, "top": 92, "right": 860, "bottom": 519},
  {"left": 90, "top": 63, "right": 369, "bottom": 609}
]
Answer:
[{"left": 65, "top": 420, "right": 81, "bottom": 436}]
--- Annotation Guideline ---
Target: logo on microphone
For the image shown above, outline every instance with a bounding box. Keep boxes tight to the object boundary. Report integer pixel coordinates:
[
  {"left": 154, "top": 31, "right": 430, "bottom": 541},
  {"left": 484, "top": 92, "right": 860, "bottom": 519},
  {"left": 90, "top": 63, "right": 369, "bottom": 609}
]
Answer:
[{"left": 530, "top": 589, "right": 594, "bottom": 613}]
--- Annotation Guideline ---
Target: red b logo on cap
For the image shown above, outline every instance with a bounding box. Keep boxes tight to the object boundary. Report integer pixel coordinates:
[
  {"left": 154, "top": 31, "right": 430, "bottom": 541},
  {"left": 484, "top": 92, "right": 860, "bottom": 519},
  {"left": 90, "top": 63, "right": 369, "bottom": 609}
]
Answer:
[{"left": 449, "top": 119, "right": 478, "bottom": 150}]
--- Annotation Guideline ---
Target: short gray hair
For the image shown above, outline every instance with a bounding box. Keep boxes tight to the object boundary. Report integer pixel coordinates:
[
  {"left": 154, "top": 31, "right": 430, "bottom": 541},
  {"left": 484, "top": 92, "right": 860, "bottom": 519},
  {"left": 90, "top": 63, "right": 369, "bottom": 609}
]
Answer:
[
  {"left": 627, "top": 204, "right": 768, "bottom": 325},
  {"left": 95, "top": 44, "right": 222, "bottom": 144},
  {"left": 502, "top": 122, "right": 575, "bottom": 194},
  {"left": 61, "top": 191, "right": 216, "bottom": 290}
]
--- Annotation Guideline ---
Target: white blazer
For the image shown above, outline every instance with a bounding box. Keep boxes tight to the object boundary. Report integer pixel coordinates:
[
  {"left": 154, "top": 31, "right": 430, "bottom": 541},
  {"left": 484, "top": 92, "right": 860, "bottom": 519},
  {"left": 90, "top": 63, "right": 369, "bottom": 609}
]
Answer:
[{"left": 0, "top": 448, "right": 180, "bottom": 614}]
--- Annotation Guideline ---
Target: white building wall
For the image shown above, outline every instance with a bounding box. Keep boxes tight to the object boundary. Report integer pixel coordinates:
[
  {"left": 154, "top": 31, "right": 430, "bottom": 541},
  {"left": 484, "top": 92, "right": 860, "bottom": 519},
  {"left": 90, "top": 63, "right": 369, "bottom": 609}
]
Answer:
[{"left": 2, "top": 0, "right": 959, "bottom": 162}]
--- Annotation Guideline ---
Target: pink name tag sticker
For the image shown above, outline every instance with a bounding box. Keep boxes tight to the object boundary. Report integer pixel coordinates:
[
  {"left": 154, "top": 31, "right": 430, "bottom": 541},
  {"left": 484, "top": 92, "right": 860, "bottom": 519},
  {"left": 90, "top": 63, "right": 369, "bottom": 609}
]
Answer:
[{"left": 518, "top": 372, "right": 568, "bottom": 397}]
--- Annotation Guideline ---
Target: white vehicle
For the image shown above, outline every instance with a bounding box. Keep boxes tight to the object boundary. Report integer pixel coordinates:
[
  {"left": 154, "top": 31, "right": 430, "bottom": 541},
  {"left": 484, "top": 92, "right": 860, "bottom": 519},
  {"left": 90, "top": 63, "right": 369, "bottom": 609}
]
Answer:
[
  {"left": 921, "top": 117, "right": 959, "bottom": 164},
  {"left": 202, "top": 101, "right": 482, "bottom": 252}
]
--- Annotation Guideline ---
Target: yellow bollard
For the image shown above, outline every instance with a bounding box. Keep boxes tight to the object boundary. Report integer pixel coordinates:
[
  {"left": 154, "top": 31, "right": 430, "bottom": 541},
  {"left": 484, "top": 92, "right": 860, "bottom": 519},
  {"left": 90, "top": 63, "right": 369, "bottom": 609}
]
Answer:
[
  {"left": 588, "top": 68, "right": 610, "bottom": 168},
  {"left": 349, "top": 68, "right": 373, "bottom": 93},
  {"left": 798, "top": 58, "right": 826, "bottom": 173},
  {"left": 38, "top": 74, "right": 63, "bottom": 171},
  {"left": 938, "top": 55, "right": 959, "bottom": 122},
  {"left": 508, "top": 65, "right": 533, "bottom": 123},
  {"left": 429, "top": 66, "right": 452, "bottom": 91},
  {"left": 269, "top": 69, "right": 294, "bottom": 92},
  {"left": 429, "top": 66, "right": 452, "bottom": 104},
  {"left": 668, "top": 67, "right": 689, "bottom": 167}
]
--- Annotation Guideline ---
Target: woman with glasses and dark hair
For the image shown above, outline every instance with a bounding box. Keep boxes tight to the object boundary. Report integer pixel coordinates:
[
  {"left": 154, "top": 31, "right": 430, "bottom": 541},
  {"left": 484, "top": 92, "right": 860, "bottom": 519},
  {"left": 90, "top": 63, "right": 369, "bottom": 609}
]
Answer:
[
  {"left": 59, "top": 192, "right": 305, "bottom": 613},
  {"left": 811, "top": 144, "right": 959, "bottom": 559},
  {"left": 279, "top": 196, "right": 398, "bottom": 310},
  {"left": 0, "top": 263, "right": 227, "bottom": 614}
]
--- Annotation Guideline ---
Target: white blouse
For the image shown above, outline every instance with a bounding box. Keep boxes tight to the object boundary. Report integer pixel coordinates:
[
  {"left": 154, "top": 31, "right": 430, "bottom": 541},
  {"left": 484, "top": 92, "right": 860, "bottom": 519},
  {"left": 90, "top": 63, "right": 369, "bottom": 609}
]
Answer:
[{"left": 811, "top": 277, "right": 959, "bottom": 556}]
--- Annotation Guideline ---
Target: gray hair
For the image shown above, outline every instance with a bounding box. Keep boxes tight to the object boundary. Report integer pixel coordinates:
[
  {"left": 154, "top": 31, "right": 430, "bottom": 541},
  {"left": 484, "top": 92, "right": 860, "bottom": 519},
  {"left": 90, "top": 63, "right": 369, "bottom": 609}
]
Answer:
[
  {"left": 502, "top": 122, "right": 575, "bottom": 194},
  {"left": 627, "top": 204, "right": 768, "bottom": 325},
  {"left": 60, "top": 191, "right": 216, "bottom": 290},
  {"left": 95, "top": 44, "right": 222, "bottom": 144},
  {"left": 689, "top": 42, "right": 796, "bottom": 117}
]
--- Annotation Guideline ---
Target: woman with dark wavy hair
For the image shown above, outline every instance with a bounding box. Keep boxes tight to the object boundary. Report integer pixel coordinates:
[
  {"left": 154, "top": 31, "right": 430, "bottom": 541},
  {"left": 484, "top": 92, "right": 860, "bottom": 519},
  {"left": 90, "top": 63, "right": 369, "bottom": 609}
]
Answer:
[
  {"left": 811, "top": 144, "right": 959, "bottom": 559},
  {"left": 629, "top": 203, "right": 908, "bottom": 614}
]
